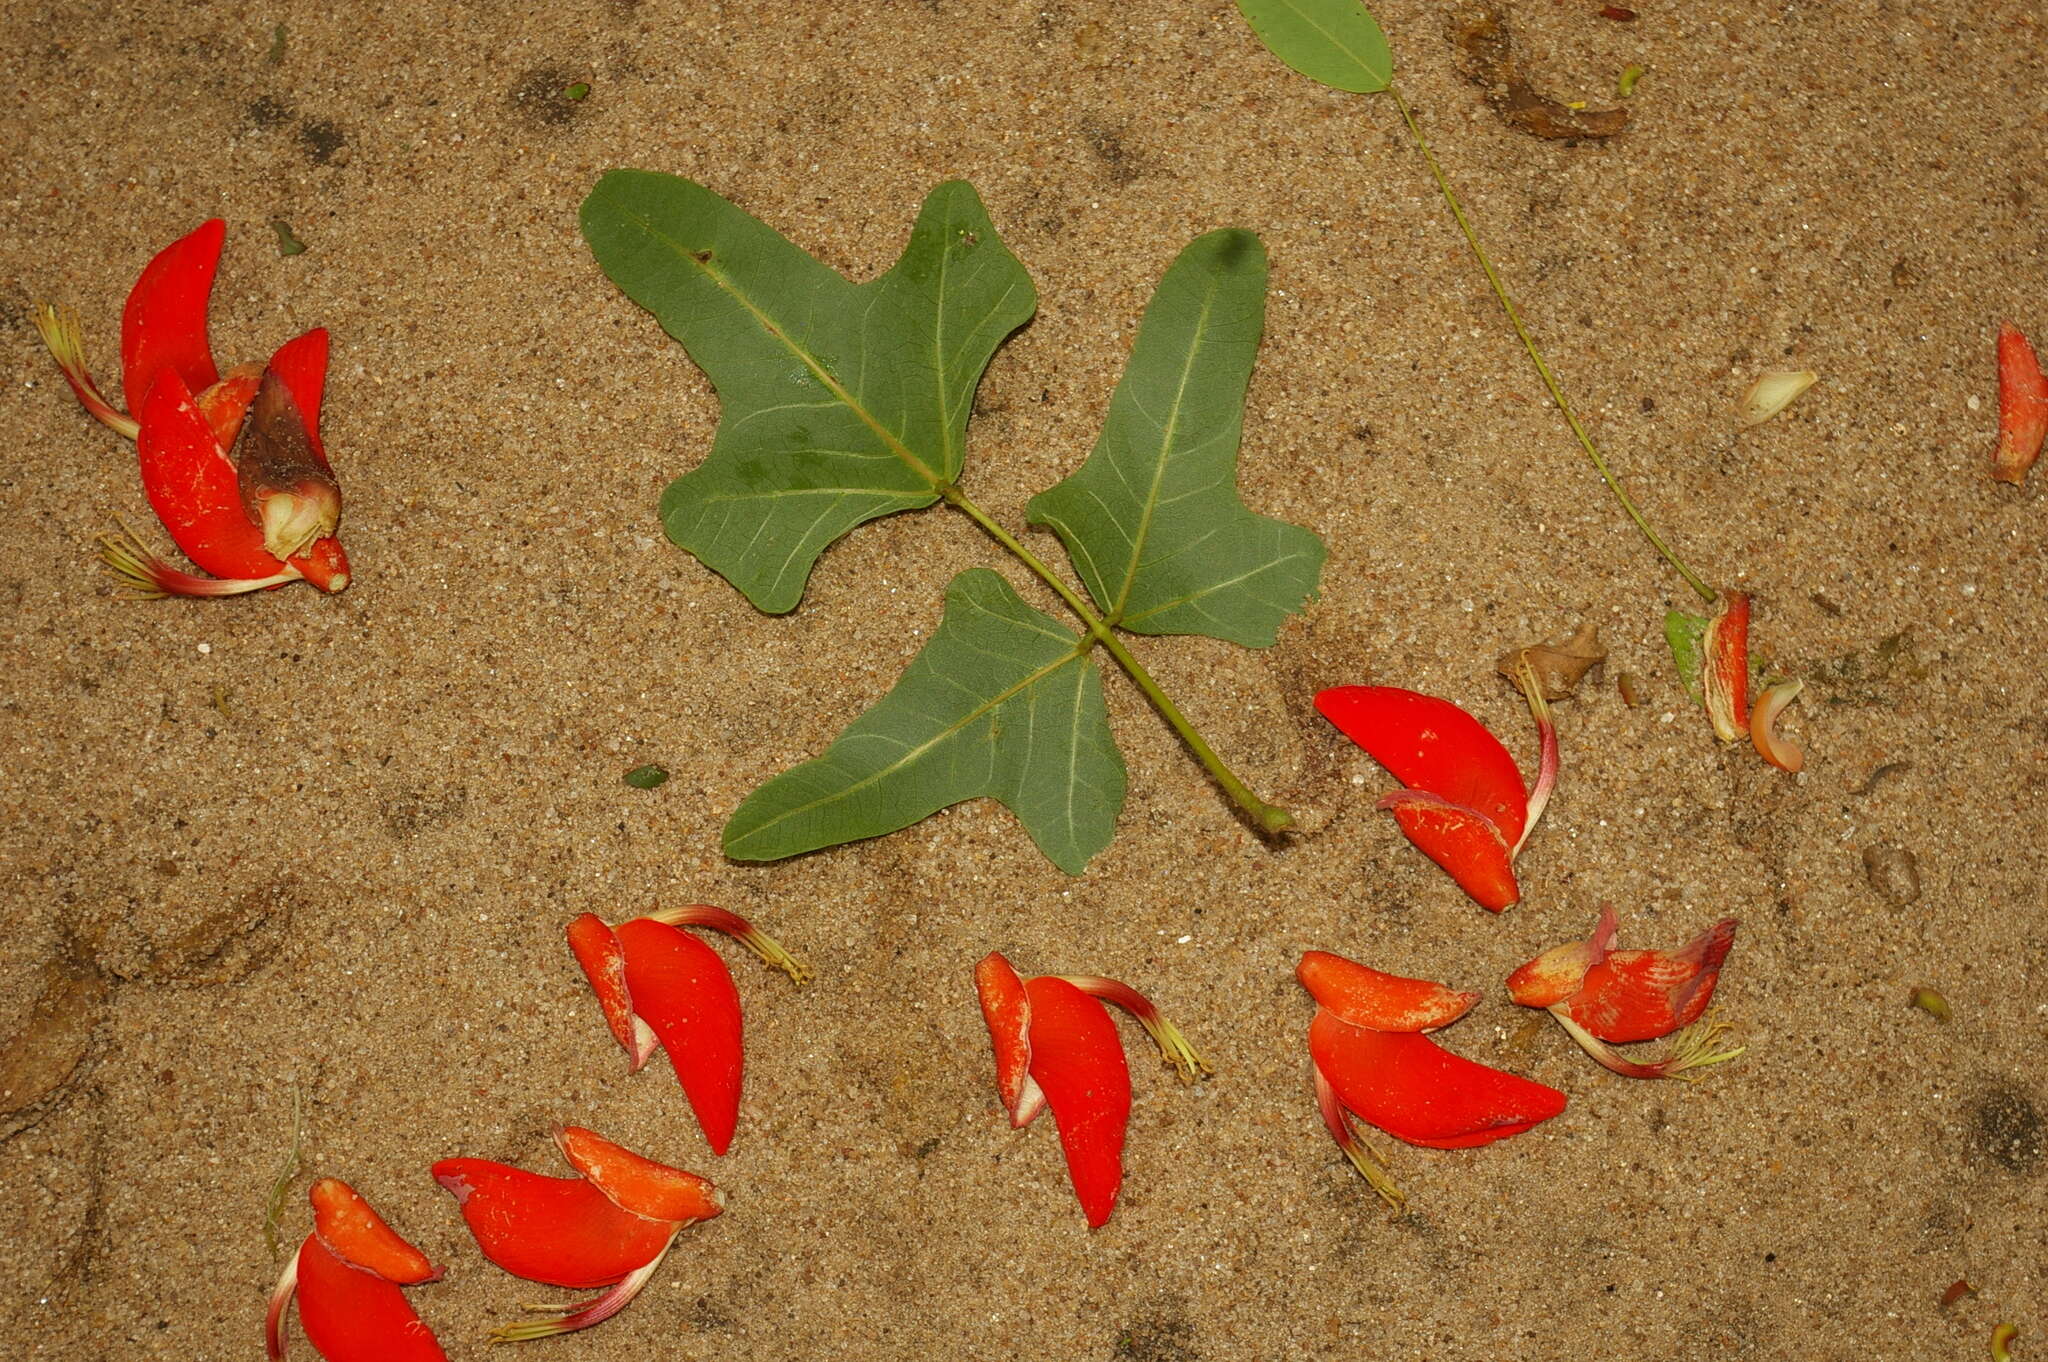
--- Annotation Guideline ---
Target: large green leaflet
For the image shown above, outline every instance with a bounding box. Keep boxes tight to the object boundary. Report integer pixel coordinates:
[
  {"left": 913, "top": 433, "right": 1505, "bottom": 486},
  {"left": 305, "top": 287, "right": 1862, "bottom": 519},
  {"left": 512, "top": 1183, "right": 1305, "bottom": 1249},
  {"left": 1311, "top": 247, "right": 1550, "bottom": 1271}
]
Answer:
[
  {"left": 1235, "top": 0, "right": 1393, "bottom": 94},
  {"left": 581, "top": 172, "right": 1035, "bottom": 613},
  {"left": 1028, "top": 231, "right": 1325, "bottom": 647},
  {"left": 582, "top": 173, "right": 1323, "bottom": 872},
  {"left": 723, "top": 569, "right": 1124, "bottom": 875}
]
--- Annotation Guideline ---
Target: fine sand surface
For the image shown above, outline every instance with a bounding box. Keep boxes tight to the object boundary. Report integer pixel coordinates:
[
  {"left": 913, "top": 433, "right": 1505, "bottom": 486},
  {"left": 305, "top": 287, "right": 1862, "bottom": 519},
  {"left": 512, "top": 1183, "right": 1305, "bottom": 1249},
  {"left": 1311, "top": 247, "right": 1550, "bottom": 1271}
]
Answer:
[{"left": 3, "top": 2, "right": 2044, "bottom": 1358}]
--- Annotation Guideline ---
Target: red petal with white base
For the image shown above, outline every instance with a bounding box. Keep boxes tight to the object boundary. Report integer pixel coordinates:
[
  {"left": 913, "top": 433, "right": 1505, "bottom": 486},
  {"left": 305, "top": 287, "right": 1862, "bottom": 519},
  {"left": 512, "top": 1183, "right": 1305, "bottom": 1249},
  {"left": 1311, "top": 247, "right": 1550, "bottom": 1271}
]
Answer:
[
  {"left": 1562, "top": 919, "right": 1739, "bottom": 1044},
  {"left": 136, "top": 370, "right": 293, "bottom": 582},
  {"left": 975, "top": 951, "right": 1045, "bottom": 1127}
]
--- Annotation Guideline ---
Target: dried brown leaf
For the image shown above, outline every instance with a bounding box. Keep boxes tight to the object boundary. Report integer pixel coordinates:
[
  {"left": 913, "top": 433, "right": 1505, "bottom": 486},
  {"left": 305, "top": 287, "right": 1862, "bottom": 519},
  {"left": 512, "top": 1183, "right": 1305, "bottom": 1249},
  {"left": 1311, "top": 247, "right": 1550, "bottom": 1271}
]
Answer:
[
  {"left": 1450, "top": 4, "right": 1631, "bottom": 140},
  {"left": 0, "top": 962, "right": 106, "bottom": 1122},
  {"left": 1498, "top": 621, "right": 1607, "bottom": 700}
]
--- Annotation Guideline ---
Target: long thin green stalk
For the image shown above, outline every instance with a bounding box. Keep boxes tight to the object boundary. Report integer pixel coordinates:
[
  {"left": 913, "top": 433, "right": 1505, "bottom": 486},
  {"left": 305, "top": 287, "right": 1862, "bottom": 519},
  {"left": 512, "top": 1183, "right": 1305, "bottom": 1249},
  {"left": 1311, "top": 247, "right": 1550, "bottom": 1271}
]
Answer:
[
  {"left": 940, "top": 484, "right": 1295, "bottom": 834},
  {"left": 1389, "top": 85, "right": 1716, "bottom": 605}
]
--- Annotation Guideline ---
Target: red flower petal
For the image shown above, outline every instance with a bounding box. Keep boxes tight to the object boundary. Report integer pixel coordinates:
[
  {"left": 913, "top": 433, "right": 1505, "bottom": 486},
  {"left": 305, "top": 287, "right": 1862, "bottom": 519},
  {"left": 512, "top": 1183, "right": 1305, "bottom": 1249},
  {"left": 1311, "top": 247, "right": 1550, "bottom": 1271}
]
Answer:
[
  {"left": 308, "top": 1178, "right": 441, "bottom": 1285},
  {"left": 1505, "top": 904, "right": 1620, "bottom": 1008},
  {"left": 1563, "top": 919, "right": 1738, "bottom": 1044},
  {"left": 1702, "top": 592, "right": 1751, "bottom": 743},
  {"left": 1378, "top": 790, "right": 1520, "bottom": 911},
  {"left": 121, "top": 219, "right": 223, "bottom": 414},
  {"left": 1024, "top": 975, "right": 1130, "bottom": 1228},
  {"left": 136, "top": 370, "right": 293, "bottom": 582},
  {"left": 1316, "top": 686, "right": 1529, "bottom": 846},
  {"left": 553, "top": 1126, "right": 723, "bottom": 1225},
  {"left": 974, "top": 951, "right": 1044, "bottom": 1127},
  {"left": 292, "top": 1234, "right": 447, "bottom": 1362},
  {"left": 1309, "top": 1009, "right": 1565, "bottom": 1149},
  {"left": 615, "top": 917, "right": 745, "bottom": 1155},
  {"left": 431, "top": 1159, "right": 673, "bottom": 1290},
  {"left": 566, "top": 913, "right": 656, "bottom": 1072},
  {"left": 266, "top": 328, "right": 332, "bottom": 467},
  {"left": 1995, "top": 321, "right": 2048, "bottom": 484},
  {"left": 1296, "top": 951, "right": 1478, "bottom": 1032}
]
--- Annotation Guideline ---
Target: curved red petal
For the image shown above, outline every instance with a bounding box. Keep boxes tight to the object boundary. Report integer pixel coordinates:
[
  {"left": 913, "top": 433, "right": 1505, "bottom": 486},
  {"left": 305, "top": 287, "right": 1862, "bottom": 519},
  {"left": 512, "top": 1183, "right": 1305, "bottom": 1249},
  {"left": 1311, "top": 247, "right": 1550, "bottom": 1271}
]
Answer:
[
  {"left": 431, "top": 1158, "right": 671, "bottom": 1290},
  {"left": 267, "top": 328, "right": 331, "bottom": 467},
  {"left": 121, "top": 219, "right": 224, "bottom": 414},
  {"left": 308, "top": 1178, "right": 441, "bottom": 1284},
  {"left": 974, "top": 952, "right": 1041, "bottom": 1126},
  {"left": 136, "top": 370, "right": 292, "bottom": 581},
  {"left": 615, "top": 917, "right": 744, "bottom": 1155},
  {"left": 1309, "top": 1009, "right": 1565, "bottom": 1149},
  {"left": 1564, "top": 919, "right": 1737, "bottom": 1043},
  {"left": 554, "top": 1126, "right": 723, "bottom": 1225},
  {"left": 1023, "top": 976, "right": 1130, "bottom": 1228},
  {"left": 1506, "top": 905, "right": 1619, "bottom": 1008},
  {"left": 1295, "top": 951, "right": 1478, "bottom": 1033},
  {"left": 566, "top": 914, "right": 649, "bottom": 1069},
  {"left": 295, "top": 1233, "right": 447, "bottom": 1362},
  {"left": 1316, "top": 686, "right": 1528, "bottom": 845},
  {"left": 1382, "top": 793, "right": 1520, "bottom": 911}
]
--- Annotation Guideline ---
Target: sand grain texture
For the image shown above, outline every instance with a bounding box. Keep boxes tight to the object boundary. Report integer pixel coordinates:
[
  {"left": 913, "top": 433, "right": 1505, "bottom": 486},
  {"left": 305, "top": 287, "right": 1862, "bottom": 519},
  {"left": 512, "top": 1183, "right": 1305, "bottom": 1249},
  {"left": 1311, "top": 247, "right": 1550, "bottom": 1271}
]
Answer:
[{"left": 3, "top": 1, "right": 2044, "bottom": 1357}]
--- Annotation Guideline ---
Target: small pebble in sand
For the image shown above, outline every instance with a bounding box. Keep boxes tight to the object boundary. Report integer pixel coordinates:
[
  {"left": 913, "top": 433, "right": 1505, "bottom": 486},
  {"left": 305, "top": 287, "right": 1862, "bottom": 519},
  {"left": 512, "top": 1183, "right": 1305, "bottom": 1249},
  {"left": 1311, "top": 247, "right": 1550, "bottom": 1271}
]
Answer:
[{"left": 1862, "top": 843, "right": 1921, "bottom": 905}]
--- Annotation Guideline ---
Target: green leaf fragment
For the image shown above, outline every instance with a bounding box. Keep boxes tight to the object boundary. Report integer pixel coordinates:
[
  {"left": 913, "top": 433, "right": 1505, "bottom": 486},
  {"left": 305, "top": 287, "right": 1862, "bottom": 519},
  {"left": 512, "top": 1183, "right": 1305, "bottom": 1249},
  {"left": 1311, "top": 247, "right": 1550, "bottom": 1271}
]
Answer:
[
  {"left": 270, "top": 220, "right": 307, "bottom": 256},
  {"left": 1664, "top": 608, "right": 1708, "bottom": 706},
  {"left": 1028, "top": 231, "right": 1324, "bottom": 647},
  {"left": 1234, "top": 0, "right": 1394, "bottom": 94},
  {"left": 580, "top": 173, "right": 1035, "bottom": 613},
  {"left": 1617, "top": 63, "right": 1645, "bottom": 97},
  {"left": 564, "top": 81, "right": 591, "bottom": 101},
  {"left": 624, "top": 764, "right": 670, "bottom": 789},
  {"left": 723, "top": 569, "right": 1126, "bottom": 874}
]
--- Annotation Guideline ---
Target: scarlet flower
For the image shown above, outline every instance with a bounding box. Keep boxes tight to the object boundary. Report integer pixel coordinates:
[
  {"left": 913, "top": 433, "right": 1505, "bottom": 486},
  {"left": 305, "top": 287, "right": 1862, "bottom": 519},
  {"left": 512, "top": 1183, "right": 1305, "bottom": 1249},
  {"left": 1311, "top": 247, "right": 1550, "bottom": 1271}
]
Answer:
[
  {"left": 974, "top": 951, "right": 1208, "bottom": 1228},
  {"left": 565, "top": 904, "right": 807, "bottom": 1155},
  {"left": 1315, "top": 655, "right": 1558, "bottom": 910},
  {"left": 35, "top": 220, "right": 351, "bottom": 596},
  {"left": 266, "top": 1178, "right": 445, "bottom": 1362},
  {"left": 434, "top": 1125, "right": 723, "bottom": 1342},
  {"left": 1508, "top": 904, "right": 1745, "bottom": 1079},
  {"left": 1299, "top": 951, "right": 1565, "bottom": 1209}
]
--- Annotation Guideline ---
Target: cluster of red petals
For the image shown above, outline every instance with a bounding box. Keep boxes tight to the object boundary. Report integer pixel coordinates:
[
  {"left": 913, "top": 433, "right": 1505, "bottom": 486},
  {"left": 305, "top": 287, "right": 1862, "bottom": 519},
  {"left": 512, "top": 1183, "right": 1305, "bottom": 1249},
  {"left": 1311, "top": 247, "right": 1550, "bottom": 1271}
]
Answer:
[
  {"left": 1315, "top": 684, "right": 1551, "bottom": 910},
  {"left": 435, "top": 1125, "right": 722, "bottom": 1341},
  {"left": 37, "top": 220, "right": 350, "bottom": 596},
  {"left": 566, "top": 905, "right": 807, "bottom": 1155},
  {"left": 1301, "top": 952, "right": 1565, "bottom": 1176},
  {"left": 267, "top": 1178, "right": 445, "bottom": 1362},
  {"left": 975, "top": 952, "right": 1207, "bottom": 1228},
  {"left": 1509, "top": 906, "right": 1742, "bottom": 1079}
]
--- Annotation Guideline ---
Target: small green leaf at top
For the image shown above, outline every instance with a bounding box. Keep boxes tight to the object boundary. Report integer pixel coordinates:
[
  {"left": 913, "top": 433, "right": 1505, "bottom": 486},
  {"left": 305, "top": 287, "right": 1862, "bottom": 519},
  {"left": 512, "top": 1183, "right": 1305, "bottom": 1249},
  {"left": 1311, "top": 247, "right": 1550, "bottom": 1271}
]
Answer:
[
  {"left": 624, "top": 764, "right": 670, "bottom": 790},
  {"left": 1664, "top": 608, "right": 1708, "bottom": 706},
  {"left": 722, "top": 569, "right": 1126, "bottom": 874},
  {"left": 1236, "top": 0, "right": 1394, "bottom": 94},
  {"left": 1027, "top": 229, "right": 1324, "bottom": 647},
  {"left": 580, "top": 173, "right": 1035, "bottom": 614}
]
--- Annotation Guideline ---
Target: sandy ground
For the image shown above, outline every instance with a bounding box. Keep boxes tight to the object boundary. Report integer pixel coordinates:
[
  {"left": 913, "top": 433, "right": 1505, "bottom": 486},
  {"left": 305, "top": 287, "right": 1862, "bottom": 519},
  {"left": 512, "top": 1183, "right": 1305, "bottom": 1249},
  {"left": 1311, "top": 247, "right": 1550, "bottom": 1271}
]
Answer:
[{"left": 3, "top": 0, "right": 2045, "bottom": 1357}]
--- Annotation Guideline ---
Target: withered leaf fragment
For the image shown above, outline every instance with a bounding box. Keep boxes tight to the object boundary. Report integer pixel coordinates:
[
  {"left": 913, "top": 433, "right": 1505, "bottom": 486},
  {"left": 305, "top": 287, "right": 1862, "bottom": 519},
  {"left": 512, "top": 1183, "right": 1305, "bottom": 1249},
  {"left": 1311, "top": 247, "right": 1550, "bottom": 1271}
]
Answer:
[
  {"left": 0, "top": 961, "right": 106, "bottom": 1125},
  {"left": 1497, "top": 621, "right": 1606, "bottom": 700},
  {"left": 1450, "top": 4, "right": 1630, "bottom": 140}
]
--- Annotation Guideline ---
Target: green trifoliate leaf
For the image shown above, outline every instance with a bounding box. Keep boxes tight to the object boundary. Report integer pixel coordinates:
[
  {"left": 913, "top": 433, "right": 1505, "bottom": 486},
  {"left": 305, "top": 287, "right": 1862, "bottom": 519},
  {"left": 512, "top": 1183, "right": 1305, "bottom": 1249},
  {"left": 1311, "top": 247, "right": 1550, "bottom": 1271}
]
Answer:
[
  {"left": 1235, "top": 0, "right": 1394, "bottom": 94},
  {"left": 580, "top": 173, "right": 1035, "bottom": 613},
  {"left": 722, "top": 569, "right": 1126, "bottom": 874},
  {"left": 1027, "top": 230, "right": 1324, "bottom": 647},
  {"left": 1664, "top": 608, "right": 1709, "bottom": 706}
]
